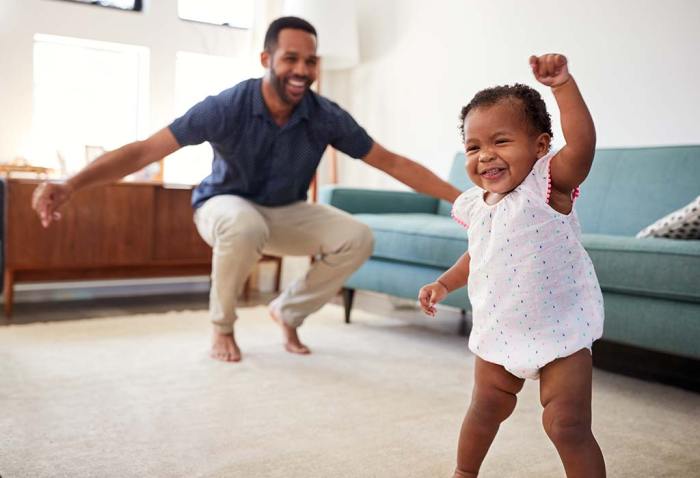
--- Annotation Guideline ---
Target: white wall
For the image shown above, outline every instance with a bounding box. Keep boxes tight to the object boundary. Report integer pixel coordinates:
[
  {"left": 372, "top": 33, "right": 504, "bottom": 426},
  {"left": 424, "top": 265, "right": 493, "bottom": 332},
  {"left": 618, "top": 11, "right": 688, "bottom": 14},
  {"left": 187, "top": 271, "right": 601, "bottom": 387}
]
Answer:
[
  {"left": 0, "top": 0, "right": 274, "bottom": 163},
  {"left": 333, "top": 0, "right": 700, "bottom": 190},
  {"left": 3, "top": 0, "right": 699, "bottom": 188}
]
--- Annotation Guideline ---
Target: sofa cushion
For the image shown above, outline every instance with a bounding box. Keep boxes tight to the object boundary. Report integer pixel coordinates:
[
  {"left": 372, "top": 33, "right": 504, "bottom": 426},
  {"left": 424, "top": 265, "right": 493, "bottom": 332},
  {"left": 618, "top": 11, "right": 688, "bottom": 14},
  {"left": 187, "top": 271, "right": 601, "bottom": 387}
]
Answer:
[
  {"left": 636, "top": 195, "right": 700, "bottom": 239},
  {"left": 576, "top": 146, "right": 700, "bottom": 236},
  {"left": 583, "top": 234, "right": 700, "bottom": 302},
  {"left": 355, "top": 213, "right": 467, "bottom": 269}
]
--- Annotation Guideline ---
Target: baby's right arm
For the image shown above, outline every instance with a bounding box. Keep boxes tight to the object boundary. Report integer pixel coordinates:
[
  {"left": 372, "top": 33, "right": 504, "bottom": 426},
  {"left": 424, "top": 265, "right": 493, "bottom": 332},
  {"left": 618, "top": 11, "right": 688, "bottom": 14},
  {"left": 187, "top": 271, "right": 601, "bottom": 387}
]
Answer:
[{"left": 418, "top": 251, "right": 470, "bottom": 316}]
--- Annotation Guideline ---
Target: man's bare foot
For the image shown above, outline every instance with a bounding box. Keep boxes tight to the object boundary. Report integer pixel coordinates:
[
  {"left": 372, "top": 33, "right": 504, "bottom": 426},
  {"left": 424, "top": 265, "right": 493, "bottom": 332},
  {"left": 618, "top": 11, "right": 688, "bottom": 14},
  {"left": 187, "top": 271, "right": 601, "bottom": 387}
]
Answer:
[
  {"left": 269, "top": 309, "right": 311, "bottom": 355},
  {"left": 210, "top": 331, "right": 241, "bottom": 362}
]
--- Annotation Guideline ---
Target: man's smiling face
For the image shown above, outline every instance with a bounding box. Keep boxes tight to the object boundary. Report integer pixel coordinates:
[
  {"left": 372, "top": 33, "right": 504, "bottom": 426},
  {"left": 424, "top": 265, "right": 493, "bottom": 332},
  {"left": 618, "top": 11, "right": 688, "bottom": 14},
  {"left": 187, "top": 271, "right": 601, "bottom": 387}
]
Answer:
[{"left": 264, "top": 28, "right": 318, "bottom": 105}]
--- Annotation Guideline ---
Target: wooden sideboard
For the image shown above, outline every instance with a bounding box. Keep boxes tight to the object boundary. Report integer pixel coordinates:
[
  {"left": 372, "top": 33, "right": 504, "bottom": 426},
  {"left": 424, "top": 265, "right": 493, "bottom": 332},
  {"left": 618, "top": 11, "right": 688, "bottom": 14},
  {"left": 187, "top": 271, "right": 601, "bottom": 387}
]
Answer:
[{"left": 2, "top": 179, "right": 213, "bottom": 316}]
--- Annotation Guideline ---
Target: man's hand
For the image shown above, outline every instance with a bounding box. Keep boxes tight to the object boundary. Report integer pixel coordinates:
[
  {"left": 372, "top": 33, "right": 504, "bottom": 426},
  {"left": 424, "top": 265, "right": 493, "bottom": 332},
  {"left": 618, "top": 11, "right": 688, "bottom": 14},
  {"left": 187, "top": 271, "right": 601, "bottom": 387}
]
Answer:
[
  {"left": 529, "top": 53, "right": 570, "bottom": 88},
  {"left": 418, "top": 281, "right": 448, "bottom": 317},
  {"left": 32, "top": 182, "right": 73, "bottom": 228}
]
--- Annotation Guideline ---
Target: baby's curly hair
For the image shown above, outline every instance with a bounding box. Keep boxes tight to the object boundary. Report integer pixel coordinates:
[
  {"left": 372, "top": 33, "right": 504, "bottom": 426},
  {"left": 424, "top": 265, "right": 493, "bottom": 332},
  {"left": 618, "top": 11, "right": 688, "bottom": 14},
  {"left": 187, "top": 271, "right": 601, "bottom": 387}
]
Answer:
[{"left": 459, "top": 84, "right": 553, "bottom": 143}]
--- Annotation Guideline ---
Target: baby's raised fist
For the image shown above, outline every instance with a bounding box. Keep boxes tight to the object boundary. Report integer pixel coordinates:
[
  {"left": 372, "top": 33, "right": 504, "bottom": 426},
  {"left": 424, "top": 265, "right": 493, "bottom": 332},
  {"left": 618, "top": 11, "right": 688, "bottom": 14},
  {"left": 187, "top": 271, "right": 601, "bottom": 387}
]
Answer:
[{"left": 529, "top": 53, "right": 570, "bottom": 88}]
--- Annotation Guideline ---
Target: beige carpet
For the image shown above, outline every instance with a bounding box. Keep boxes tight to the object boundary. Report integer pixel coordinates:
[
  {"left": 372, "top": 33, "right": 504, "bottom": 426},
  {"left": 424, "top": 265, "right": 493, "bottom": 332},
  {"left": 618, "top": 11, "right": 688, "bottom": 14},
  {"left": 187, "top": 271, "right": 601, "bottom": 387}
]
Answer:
[{"left": 1, "top": 304, "right": 698, "bottom": 478}]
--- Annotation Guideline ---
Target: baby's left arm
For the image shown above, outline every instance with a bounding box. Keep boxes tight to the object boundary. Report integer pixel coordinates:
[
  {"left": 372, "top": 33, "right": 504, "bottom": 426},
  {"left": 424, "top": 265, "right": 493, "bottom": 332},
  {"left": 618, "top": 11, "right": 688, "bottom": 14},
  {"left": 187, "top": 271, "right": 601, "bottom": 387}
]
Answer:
[{"left": 530, "top": 54, "right": 596, "bottom": 195}]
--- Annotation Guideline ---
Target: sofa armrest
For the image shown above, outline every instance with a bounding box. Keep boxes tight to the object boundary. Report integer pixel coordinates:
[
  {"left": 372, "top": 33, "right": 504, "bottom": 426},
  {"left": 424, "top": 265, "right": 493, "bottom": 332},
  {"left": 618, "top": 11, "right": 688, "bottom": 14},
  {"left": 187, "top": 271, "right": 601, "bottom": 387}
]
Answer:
[{"left": 319, "top": 186, "right": 439, "bottom": 215}]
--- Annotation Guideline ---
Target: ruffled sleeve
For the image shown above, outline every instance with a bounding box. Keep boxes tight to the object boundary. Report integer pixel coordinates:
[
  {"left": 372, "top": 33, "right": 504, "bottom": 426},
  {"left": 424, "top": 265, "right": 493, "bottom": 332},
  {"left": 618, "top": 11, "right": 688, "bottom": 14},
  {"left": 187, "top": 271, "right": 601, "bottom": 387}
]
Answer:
[
  {"left": 528, "top": 149, "right": 580, "bottom": 204},
  {"left": 451, "top": 187, "right": 480, "bottom": 229}
]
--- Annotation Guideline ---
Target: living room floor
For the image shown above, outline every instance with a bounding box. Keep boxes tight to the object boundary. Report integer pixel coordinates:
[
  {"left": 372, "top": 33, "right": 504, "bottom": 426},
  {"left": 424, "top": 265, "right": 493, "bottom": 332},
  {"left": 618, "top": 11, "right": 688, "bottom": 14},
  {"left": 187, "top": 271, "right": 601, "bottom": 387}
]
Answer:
[{"left": 1, "top": 291, "right": 698, "bottom": 477}]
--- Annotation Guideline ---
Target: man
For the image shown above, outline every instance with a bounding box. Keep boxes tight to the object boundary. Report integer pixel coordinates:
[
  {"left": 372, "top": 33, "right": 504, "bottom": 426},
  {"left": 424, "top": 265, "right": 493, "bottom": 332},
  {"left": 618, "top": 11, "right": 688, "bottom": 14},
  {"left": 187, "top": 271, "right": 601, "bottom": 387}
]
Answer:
[{"left": 32, "top": 16, "right": 461, "bottom": 362}]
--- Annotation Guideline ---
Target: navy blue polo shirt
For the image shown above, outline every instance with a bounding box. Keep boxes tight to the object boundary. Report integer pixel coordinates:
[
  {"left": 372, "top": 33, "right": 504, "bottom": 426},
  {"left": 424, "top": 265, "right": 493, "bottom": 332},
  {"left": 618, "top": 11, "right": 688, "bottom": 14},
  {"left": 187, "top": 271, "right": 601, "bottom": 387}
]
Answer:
[{"left": 168, "top": 78, "right": 374, "bottom": 208}]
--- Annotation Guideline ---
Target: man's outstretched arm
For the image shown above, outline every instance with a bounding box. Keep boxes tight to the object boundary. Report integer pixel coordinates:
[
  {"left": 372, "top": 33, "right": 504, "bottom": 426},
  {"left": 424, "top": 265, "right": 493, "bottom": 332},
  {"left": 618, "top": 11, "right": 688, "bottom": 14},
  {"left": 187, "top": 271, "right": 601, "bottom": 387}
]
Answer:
[
  {"left": 362, "top": 142, "right": 461, "bottom": 203},
  {"left": 32, "top": 127, "right": 181, "bottom": 227}
]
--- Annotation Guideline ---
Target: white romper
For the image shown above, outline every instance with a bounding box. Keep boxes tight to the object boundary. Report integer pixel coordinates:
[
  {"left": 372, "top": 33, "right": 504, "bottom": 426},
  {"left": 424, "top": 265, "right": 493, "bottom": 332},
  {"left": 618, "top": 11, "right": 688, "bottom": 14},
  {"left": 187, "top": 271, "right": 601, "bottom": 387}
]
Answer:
[{"left": 452, "top": 151, "right": 604, "bottom": 379}]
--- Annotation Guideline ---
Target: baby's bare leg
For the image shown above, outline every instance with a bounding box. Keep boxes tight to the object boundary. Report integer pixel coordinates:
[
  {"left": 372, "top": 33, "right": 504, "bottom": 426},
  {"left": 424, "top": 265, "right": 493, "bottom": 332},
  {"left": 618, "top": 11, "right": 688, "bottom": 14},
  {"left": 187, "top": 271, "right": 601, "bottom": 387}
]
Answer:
[
  {"left": 454, "top": 357, "right": 524, "bottom": 478},
  {"left": 540, "top": 349, "right": 605, "bottom": 478}
]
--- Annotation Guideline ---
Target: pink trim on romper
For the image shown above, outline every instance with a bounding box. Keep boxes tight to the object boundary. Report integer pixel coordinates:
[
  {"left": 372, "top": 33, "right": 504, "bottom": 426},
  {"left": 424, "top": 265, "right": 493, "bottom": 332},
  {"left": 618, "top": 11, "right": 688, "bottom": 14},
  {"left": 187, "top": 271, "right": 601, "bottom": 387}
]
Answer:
[
  {"left": 451, "top": 209, "right": 469, "bottom": 228},
  {"left": 545, "top": 156, "right": 581, "bottom": 204}
]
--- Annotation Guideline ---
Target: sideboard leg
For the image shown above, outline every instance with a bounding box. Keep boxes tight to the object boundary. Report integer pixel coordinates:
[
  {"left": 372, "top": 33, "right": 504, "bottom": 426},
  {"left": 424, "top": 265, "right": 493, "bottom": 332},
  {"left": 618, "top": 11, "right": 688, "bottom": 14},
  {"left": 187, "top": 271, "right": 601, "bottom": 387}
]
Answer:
[{"left": 3, "top": 269, "right": 14, "bottom": 319}]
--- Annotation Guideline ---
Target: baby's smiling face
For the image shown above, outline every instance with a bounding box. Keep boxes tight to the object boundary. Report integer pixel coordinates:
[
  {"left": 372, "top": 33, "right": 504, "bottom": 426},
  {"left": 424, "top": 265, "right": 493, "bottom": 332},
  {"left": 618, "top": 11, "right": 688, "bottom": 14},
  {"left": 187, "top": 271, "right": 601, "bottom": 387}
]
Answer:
[{"left": 463, "top": 99, "right": 550, "bottom": 196}]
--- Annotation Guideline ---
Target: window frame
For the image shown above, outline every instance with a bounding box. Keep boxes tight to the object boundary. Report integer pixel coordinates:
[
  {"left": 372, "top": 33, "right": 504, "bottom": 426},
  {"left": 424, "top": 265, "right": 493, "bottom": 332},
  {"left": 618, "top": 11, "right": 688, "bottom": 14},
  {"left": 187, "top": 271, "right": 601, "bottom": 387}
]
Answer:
[
  {"left": 31, "top": 33, "right": 151, "bottom": 177},
  {"left": 50, "top": 0, "right": 143, "bottom": 12}
]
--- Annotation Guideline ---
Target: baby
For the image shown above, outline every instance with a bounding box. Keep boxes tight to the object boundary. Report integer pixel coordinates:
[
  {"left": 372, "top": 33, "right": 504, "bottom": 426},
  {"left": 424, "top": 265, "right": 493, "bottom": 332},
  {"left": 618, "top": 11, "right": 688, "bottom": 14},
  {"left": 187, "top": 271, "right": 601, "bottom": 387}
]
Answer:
[{"left": 419, "top": 54, "right": 605, "bottom": 477}]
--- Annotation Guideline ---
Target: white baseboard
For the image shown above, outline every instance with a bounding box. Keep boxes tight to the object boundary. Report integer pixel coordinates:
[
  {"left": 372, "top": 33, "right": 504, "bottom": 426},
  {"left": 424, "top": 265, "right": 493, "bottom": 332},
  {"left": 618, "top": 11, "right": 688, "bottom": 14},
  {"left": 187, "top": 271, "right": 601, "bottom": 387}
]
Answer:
[{"left": 11, "top": 276, "right": 211, "bottom": 303}]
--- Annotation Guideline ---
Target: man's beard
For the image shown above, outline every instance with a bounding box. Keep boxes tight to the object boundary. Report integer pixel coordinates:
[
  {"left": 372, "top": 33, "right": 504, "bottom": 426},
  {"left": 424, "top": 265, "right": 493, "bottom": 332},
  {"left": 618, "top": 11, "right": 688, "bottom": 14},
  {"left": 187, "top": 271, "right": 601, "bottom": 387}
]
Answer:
[{"left": 269, "top": 66, "right": 309, "bottom": 105}]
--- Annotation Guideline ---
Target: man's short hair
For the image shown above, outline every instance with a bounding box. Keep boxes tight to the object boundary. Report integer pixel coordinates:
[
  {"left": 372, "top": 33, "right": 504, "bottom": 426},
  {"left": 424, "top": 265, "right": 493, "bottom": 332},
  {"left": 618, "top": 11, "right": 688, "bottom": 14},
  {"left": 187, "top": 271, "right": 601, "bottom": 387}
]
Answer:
[{"left": 264, "top": 16, "right": 317, "bottom": 52}]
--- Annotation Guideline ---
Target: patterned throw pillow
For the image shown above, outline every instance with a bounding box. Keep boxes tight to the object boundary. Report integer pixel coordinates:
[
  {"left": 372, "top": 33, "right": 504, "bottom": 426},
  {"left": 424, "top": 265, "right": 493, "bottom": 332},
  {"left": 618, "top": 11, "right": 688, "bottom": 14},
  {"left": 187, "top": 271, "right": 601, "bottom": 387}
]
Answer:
[{"left": 636, "top": 196, "right": 700, "bottom": 239}]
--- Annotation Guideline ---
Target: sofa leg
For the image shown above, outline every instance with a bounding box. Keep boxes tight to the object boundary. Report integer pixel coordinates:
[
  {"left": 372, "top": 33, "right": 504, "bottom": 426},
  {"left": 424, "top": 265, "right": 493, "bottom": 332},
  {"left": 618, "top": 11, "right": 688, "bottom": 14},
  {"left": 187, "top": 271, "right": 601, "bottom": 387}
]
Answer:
[
  {"left": 342, "top": 288, "right": 355, "bottom": 324},
  {"left": 458, "top": 309, "right": 470, "bottom": 337}
]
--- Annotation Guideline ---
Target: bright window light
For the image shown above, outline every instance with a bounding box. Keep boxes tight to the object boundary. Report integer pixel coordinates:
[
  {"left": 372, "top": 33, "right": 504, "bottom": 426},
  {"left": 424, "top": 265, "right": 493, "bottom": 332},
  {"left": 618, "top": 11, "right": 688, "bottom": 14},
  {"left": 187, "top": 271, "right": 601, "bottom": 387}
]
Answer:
[
  {"left": 178, "top": 0, "right": 255, "bottom": 29},
  {"left": 32, "top": 34, "right": 149, "bottom": 177},
  {"left": 164, "top": 51, "right": 256, "bottom": 185}
]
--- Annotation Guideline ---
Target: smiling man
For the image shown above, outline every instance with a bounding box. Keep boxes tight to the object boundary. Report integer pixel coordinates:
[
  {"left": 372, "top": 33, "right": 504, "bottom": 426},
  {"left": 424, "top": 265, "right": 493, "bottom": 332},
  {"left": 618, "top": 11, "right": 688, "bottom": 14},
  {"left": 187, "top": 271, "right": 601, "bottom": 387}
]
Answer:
[{"left": 32, "top": 16, "right": 461, "bottom": 362}]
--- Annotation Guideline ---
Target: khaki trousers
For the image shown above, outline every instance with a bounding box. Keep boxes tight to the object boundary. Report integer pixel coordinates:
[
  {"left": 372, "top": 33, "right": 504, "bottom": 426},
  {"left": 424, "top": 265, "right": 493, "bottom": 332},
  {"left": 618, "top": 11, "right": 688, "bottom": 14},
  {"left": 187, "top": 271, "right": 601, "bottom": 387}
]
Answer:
[{"left": 193, "top": 195, "right": 374, "bottom": 332}]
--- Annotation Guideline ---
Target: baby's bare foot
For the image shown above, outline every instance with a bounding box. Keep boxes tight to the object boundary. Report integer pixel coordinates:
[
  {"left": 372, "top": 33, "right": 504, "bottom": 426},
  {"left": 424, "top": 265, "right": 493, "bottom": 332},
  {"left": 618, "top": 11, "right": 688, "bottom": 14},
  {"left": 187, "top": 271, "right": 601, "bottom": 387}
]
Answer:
[
  {"left": 269, "top": 309, "right": 311, "bottom": 355},
  {"left": 210, "top": 331, "right": 241, "bottom": 362}
]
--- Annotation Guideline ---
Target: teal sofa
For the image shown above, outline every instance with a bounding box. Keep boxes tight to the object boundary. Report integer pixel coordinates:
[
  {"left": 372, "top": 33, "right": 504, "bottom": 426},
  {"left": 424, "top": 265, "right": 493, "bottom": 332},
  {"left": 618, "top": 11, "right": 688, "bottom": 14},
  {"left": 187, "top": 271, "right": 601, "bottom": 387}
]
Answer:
[{"left": 320, "top": 146, "right": 700, "bottom": 389}]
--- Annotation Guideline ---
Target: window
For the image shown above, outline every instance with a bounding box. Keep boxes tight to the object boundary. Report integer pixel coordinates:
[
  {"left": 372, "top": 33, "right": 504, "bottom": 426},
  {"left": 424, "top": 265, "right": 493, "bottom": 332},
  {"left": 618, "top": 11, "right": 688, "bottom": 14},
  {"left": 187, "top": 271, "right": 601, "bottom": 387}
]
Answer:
[
  {"left": 54, "top": 0, "right": 143, "bottom": 11},
  {"left": 178, "top": 0, "right": 255, "bottom": 29},
  {"left": 32, "top": 34, "right": 149, "bottom": 177},
  {"left": 164, "top": 51, "right": 256, "bottom": 185}
]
